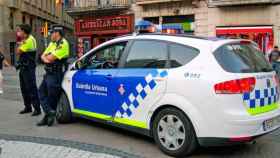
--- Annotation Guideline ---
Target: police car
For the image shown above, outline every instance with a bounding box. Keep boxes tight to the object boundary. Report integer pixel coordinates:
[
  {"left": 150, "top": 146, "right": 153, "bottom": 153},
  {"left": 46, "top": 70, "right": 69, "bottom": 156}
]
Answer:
[{"left": 56, "top": 33, "right": 280, "bottom": 157}]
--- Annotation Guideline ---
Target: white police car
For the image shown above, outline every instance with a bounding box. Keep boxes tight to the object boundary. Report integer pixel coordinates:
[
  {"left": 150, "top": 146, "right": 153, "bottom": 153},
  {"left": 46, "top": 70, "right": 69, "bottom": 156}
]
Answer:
[{"left": 56, "top": 33, "right": 280, "bottom": 157}]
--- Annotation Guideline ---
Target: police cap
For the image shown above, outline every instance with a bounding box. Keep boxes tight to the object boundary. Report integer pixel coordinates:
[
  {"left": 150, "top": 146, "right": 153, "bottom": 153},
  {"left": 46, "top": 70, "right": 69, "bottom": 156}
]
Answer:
[{"left": 51, "top": 25, "right": 64, "bottom": 36}]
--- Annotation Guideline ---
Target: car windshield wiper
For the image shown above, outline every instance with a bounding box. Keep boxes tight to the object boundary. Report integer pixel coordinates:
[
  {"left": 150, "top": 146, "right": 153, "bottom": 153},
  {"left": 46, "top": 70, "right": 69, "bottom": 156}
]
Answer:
[
  {"left": 241, "top": 69, "right": 254, "bottom": 73},
  {"left": 260, "top": 68, "right": 273, "bottom": 72}
]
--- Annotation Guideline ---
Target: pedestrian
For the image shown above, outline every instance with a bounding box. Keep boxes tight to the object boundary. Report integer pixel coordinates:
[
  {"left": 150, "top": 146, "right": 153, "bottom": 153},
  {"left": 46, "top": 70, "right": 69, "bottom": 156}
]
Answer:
[
  {"left": 37, "top": 25, "right": 69, "bottom": 126},
  {"left": 0, "top": 46, "right": 11, "bottom": 94},
  {"left": 269, "top": 46, "right": 280, "bottom": 62},
  {"left": 269, "top": 46, "right": 280, "bottom": 78},
  {"left": 16, "top": 24, "right": 41, "bottom": 116}
]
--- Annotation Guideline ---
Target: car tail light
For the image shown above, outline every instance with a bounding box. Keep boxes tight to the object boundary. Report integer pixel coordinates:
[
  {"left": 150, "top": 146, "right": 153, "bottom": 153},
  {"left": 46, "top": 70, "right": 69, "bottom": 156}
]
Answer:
[
  {"left": 214, "top": 77, "right": 256, "bottom": 94},
  {"left": 229, "top": 136, "right": 253, "bottom": 142}
]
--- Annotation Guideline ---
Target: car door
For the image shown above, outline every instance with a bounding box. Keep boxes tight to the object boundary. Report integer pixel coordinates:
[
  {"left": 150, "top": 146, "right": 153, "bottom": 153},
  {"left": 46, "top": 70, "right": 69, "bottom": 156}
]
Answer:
[
  {"left": 71, "top": 42, "right": 128, "bottom": 120},
  {"left": 113, "top": 40, "right": 169, "bottom": 128}
]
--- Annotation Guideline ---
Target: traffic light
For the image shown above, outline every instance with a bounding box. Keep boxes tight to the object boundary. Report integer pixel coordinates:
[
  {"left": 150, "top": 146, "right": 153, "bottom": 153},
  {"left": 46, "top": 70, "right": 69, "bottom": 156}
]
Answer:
[
  {"left": 56, "top": 0, "right": 62, "bottom": 4},
  {"left": 41, "top": 22, "right": 48, "bottom": 38}
]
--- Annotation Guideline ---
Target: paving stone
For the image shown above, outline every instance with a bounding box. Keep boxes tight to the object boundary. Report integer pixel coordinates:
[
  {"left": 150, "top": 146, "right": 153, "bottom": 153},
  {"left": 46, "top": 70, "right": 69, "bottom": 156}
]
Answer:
[
  {"left": 0, "top": 134, "right": 141, "bottom": 158},
  {"left": 0, "top": 140, "right": 121, "bottom": 158}
]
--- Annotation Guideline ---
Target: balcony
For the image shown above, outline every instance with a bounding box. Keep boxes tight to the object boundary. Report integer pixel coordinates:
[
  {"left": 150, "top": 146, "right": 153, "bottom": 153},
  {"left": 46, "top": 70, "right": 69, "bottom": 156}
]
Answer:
[
  {"left": 7, "top": 0, "right": 21, "bottom": 9},
  {"left": 65, "top": 0, "right": 132, "bottom": 16},
  {"left": 136, "top": 0, "right": 184, "bottom": 5},
  {"left": 209, "top": 0, "right": 280, "bottom": 7}
]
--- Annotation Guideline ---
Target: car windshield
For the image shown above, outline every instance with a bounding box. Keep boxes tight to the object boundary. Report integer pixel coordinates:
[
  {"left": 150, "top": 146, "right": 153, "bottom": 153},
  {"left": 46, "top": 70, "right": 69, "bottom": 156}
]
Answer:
[{"left": 214, "top": 43, "right": 273, "bottom": 73}]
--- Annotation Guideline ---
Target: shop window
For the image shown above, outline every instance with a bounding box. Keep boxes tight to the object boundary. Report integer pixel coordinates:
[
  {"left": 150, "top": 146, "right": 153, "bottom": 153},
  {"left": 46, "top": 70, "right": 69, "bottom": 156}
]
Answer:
[
  {"left": 9, "top": 11, "right": 14, "bottom": 30},
  {"left": 30, "top": 18, "right": 33, "bottom": 30},
  {"left": 143, "top": 17, "right": 159, "bottom": 25},
  {"left": 22, "top": 15, "right": 26, "bottom": 24},
  {"left": 169, "top": 44, "right": 199, "bottom": 68},
  {"left": 125, "top": 40, "right": 168, "bottom": 68}
]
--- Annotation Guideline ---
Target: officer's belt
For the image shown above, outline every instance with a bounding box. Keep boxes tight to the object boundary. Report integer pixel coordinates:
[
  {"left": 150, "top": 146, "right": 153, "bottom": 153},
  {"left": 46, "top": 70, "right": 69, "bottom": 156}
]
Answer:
[{"left": 44, "top": 58, "right": 67, "bottom": 73}]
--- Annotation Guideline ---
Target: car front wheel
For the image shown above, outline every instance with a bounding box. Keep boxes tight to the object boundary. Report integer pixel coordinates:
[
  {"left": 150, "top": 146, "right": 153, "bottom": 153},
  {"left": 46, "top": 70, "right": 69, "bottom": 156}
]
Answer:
[
  {"left": 152, "top": 107, "right": 198, "bottom": 157},
  {"left": 56, "top": 92, "right": 73, "bottom": 124}
]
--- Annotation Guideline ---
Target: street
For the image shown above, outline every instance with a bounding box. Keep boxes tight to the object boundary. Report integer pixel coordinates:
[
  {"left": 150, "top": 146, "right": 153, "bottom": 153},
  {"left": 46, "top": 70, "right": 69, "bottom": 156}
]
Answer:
[{"left": 1, "top": 67, "right": 280, "bottom": 158}]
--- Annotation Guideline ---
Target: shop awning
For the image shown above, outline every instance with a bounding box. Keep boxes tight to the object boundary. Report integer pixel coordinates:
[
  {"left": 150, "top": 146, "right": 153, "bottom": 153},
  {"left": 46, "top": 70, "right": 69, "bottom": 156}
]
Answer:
[{"left": 216, "top": 26, "right": 273, "bottom": 35}]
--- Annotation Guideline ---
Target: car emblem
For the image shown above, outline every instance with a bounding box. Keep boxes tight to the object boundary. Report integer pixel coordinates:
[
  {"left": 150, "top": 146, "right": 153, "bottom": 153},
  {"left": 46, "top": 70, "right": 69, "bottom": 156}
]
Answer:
[
  {"left": 267, "top": 79, "right": 271, "bottom": 88},
  {"left": 118, "top": 84, "right": 125, "bottom": 95}
]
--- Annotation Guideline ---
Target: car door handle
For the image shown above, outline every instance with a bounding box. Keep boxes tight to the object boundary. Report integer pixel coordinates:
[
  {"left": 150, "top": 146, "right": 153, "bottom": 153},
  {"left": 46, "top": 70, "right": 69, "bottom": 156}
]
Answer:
[{"left": 105, "top": 74, "right": 113, "bottom": 80}]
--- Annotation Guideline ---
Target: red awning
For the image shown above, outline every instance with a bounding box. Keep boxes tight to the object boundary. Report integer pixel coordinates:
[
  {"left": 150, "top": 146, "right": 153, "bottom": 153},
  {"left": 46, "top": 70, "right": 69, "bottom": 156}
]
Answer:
[{"left": 216, "top": 26, "right": 273, "bottom": 35}]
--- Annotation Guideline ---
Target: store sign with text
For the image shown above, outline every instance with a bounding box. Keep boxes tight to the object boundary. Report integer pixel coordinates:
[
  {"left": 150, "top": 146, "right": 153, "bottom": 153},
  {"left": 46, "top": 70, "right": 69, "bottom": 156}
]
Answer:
[{"left": 75, "top": 15, "right": 134, "bottom": 35}]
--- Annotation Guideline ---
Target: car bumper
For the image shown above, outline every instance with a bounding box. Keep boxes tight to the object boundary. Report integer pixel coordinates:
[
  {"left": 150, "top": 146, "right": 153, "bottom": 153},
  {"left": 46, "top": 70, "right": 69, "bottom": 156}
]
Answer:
[
  {"left": 198, "top": 126, "right": 279, "bottom": 147},
  {"left": 198, "top": 108, "right": 280, "bottom": 146}
]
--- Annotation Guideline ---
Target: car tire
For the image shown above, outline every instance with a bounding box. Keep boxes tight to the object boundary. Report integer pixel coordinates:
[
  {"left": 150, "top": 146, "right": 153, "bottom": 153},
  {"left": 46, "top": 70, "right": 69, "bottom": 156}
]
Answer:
[
  {"left": 152, "top": 107, "right": 198, "bottom": 157},
  {"left": 56, "top": 92, "right": 73, "bottom": 124}
]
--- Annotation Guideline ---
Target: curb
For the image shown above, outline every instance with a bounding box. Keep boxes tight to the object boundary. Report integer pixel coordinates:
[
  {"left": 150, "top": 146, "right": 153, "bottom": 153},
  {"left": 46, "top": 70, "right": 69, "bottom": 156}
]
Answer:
[{"left": 0, "top": 134, "right": 142, "bottom": 158}]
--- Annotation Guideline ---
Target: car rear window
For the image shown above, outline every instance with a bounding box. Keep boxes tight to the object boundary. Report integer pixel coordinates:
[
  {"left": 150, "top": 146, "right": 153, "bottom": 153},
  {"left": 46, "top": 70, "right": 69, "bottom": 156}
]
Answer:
[{"left": 214, "top": 43, "right": 273, "bottom": 73}]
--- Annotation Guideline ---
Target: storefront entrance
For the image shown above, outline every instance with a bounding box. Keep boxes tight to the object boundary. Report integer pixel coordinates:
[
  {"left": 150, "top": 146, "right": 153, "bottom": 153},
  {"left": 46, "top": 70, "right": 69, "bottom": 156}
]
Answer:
[
  {"left": 75, "top": 15, "right": 134, "bottom": 56},
  {"left": 143, "top": 15, "right": 194, "bottom": 34},
  {"left": 216, "top": 26, "right": 274, "bottom": 53}
]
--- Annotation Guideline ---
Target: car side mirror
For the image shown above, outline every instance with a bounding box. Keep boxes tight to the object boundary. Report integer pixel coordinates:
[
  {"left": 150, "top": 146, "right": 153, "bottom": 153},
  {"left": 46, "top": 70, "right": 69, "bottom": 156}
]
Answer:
[{"left": 72, "top": 60, "right": 87, "bottom": 70}]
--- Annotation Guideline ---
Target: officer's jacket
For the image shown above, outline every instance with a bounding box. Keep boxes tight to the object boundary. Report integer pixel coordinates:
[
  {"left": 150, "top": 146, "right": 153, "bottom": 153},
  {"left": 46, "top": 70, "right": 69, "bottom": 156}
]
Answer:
[
  {"left": 18, "top": 35, "right": 37, "bottom": 67},
  {"left": 44, "top": 38, "right": 69, "bottom": 71},
  {"left": 44, "top": 38, "right": 69, "bottom": 61}
]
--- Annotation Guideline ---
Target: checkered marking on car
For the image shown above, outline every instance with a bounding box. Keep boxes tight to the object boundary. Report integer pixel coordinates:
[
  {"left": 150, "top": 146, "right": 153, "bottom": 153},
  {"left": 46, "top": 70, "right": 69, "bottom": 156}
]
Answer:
[
  {"left": 243, "top": 87, "right": 279, "bottom": 108},
  {"left": 115, "top": 70, "right": 168, "bottom": 118}
]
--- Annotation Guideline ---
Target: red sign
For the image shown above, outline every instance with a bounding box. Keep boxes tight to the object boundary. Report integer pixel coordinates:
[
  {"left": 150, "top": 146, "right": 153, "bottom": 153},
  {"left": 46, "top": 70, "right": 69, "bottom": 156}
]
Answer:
[
  {"left": 75, "top": 15, "right": 134, "bottom": 36},
  {"left": 216, "top": 26, "right": 273, "bottom": 35},
  {"left": 216, "top": 26, "right": 274, "bottom": 53}
]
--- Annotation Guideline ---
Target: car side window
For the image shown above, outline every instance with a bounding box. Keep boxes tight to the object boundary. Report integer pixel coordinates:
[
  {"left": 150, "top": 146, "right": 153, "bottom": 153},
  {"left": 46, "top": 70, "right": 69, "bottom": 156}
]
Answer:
[
  {"left": 124, "top": 40, "right": 168, "bottom": 68},
  {"left": 169, "top": 44, "right": 199, "bottom": 68},
  {"left": 83, "top": 42, "right": 127, "bottom": 69}
]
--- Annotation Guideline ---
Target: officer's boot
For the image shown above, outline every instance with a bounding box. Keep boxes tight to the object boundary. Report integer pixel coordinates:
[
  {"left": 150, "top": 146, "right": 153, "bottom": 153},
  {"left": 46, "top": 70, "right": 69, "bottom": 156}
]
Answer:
[
  {"left": 47, "top": 110, "right": 56, "bottom": 127},
  {"left": 37, "top": 114, "right": 48, "bottom": 126},
  {"left": 32, "top": 110, "right": 41, "bottom": 116},
  {"left": 19, "top": 107, "right": 32, "bottom": 114},
  {"left": 32, "top": 106, "right": 41, "bottom": 117}
]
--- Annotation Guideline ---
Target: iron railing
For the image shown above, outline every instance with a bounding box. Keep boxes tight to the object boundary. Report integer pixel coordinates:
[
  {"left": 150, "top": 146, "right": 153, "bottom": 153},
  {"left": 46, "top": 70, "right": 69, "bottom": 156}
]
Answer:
[
  {"left": 65, "top": 0, "right": 132, "bottom": 11},
  {"left": 209, "top": 0, "right": 280, "bottom": 6}
]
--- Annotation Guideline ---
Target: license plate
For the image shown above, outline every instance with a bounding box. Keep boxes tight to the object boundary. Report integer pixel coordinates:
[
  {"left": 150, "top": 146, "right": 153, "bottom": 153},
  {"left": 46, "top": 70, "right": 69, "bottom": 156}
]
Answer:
[{"left": 263, "top": 116, "right": 280, "bottom": 131}]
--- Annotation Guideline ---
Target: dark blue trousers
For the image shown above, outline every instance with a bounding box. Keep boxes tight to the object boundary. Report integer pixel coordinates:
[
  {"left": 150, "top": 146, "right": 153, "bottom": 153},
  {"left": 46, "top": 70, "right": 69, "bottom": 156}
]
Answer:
[
  {"left": 39, "top": 72, "right": 63, "bottom": 114},
  {"left": 19, "top": 67, "right": 41, "bottom": 111}
]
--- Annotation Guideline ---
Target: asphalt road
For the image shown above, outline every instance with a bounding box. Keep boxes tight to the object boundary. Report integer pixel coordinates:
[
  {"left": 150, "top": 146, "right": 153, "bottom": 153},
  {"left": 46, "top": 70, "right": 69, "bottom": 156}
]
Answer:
[{"left": 1, "top": 67, "right": 280, "bottom": 158}]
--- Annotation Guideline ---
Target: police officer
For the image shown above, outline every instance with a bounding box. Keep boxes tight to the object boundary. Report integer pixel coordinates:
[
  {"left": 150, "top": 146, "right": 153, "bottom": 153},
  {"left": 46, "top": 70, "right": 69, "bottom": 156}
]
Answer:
[
  {"left": 37, "top": 25, "right": 69, "bottom": 126},
  {"left": 16, "top": 24, "right": 41, "bottom": 116}
]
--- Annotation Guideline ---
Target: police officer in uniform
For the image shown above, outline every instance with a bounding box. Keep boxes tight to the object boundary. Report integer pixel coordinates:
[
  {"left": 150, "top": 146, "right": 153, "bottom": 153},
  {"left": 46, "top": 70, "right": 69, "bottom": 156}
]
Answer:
[
  {"left": 37, "top": 25, "right": 69, "bottom": 126},
  {"left": 16, "top": 24, "right": 41, "bottom": 116}
]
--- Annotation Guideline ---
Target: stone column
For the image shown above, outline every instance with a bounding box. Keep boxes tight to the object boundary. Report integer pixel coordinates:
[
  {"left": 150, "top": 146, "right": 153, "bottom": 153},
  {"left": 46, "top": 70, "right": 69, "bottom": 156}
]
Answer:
[
  {"left": 131, "top": 3, "right": 143, "bottom": 21},
  {"left": 0, "top": 2, "right": 4, "bottom": 49},
  {"left": 272, "top": 4, "right": 280, "bottom": 46},
  {"left": 194, "top": 0, "right": 209, "bottom": 36}
]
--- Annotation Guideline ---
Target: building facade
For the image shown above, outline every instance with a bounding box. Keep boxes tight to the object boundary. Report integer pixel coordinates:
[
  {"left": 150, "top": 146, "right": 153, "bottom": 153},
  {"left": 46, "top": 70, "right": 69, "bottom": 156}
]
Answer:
[
  {"left": 134, "top": 0, "right": 280, "bottom": 54},
  {"left": 0, "top": 0, "right": 74, "bottom": 64},
  {"left": 207, "top": 0, "right": 280, "bottom": 53},
  {"left": 134, "top": 0, "right": 197, "bottom": 34},
  {"left": 65, "top": 0, "right": 134, "bottom": 57},
  {"left": 65, "top": 0, "right": 280, "bottom": 55}
]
